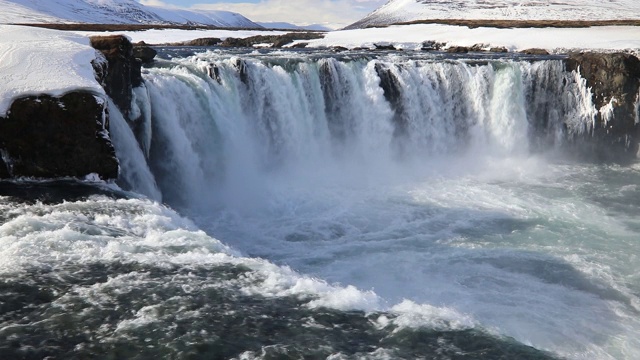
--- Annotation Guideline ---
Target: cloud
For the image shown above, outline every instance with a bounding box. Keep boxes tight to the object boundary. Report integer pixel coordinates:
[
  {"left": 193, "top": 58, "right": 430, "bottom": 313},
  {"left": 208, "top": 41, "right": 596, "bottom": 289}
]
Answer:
[{"left": 190, "top": 0, "right": 387, "bottom": 28}]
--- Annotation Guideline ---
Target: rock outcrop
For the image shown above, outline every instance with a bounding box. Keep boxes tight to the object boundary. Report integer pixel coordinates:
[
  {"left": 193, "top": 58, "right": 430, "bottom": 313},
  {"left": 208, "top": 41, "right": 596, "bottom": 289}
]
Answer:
[
  {"left": 90, "top": 35, "right": 156, "bottom": 118},
  {"left": 566, "top": 52, "right": 640, "bottom": 159},
  {"left": 0, "top": 35, "right": 155, "bottom": 180},
  {"left": 0, "top": 93, "right": 118, "bottom": 179}
]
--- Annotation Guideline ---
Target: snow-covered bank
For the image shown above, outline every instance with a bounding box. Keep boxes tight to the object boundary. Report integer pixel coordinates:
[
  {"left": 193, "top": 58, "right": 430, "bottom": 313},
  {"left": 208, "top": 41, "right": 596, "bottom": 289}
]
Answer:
[
  {"left": 69, "top": 24, "right": 640, "bottom": 54},
  {"left": 0, "top": 25, "right": 103, "bottom": 116},
  {"left": 302, "top": 24, "right": 640, "bottom": 53},
  {"left": 73, "top": 29, "right": 290, "bottom": 45}
]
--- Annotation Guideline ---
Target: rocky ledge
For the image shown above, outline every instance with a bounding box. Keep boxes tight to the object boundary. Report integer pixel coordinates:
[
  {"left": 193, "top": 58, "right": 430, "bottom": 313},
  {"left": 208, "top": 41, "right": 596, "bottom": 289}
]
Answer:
[
  {"left": 91, "top": 35, "right": 157, "bottom": 118},
  {"left": 0, "top": 93, "right": 118, "bottom": 179}
]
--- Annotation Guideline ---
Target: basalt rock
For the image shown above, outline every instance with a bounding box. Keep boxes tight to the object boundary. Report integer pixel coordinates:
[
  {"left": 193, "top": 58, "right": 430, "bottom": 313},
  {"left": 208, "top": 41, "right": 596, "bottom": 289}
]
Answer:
[
  {"left": 90, "top": 35, "right": 156, "bottom": 117},
  {"left": 133, "top": 43, "right": 157, "bottom": 64},
  {"left": 0, "top": 93, "right": 118, "bottom": 179},
  {"left": 566, "top": 52, "right": 640, "bottom": 159},
  {"left": 374, "top": 43, "right": 397, "bottom": 51},
  {"left": 490, "top": 47, "right": 509, "bottom": 53},
  {"left": 421, "top": 41, "right": 445, "bottom": 51},
  {"left": 219, "top": 33, "right": 324, "bottom": 48},
  {"left": 374, "top": 63, "right": 406, "bottom": 136},
  {"left": 330, "top": 46, "right": 349, "bottom": 52},
  {"left": 446, "top": 46, "right": 470, "bottom": 53},
  {"left": 521, "top": 48, "right": 549, "bottom": 55},
  {"left": 171, "top": 37, "right": 222, "bottom": 47},
  {"left": 90, "top": 35, "right": 136, "bottom": 117}
]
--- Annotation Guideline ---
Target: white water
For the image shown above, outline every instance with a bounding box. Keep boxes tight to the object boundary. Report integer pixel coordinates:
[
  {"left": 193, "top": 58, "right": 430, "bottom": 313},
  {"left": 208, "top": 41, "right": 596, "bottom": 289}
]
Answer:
[
  {"left": 104, "top": 52, "right": 640, "bottom": 359},
  {"left": 107, "top": 100, "right": 162, "bottom": 201}
]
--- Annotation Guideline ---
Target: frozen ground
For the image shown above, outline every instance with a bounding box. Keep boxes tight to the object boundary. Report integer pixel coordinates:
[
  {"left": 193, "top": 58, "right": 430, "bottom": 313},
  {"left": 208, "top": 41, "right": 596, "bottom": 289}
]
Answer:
[
  {"left": 301, "top": 24, "right": 640, "bottom": 53},
  {"left": 0, "top": 25, "right": 103, "bottom": 117}
]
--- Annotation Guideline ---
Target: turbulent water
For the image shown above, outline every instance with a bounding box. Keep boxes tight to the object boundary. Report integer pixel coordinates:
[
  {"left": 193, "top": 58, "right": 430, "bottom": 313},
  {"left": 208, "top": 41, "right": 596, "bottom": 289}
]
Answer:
[{"left": 1, "top": 49, "right": 639, "bottom": 360}]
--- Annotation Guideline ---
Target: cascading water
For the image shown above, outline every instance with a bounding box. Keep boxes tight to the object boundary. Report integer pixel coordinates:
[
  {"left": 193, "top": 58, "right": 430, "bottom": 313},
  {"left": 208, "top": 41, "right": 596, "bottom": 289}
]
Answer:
[
  {"left": 2, "top": 50, "right": 639, "bottom": 360},
  {"left": 138, "top": 52, "right": 596, "bottom": 209}
]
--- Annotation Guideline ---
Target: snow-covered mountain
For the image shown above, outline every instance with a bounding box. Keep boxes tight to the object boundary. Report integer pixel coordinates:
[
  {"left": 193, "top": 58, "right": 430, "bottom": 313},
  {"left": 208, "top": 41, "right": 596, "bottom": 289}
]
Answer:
[
  {"left": 258, "top": 22, "right": 332, "bottom": 31},
  {"left": 348, "top": 0, "right": 640, "bottom": 29},
  {"left": 0, "top": 0, "right": 261, "bottom": 28}
]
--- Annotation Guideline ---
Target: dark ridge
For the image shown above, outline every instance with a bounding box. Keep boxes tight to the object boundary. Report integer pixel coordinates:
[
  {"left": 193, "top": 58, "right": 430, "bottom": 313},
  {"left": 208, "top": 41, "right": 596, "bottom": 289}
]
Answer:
[
  {"left": 0, "top": 180, "right": 126, "bottom": 204},
  {"left": 160, "top": 32, "right": 325, "bottom": 48}
]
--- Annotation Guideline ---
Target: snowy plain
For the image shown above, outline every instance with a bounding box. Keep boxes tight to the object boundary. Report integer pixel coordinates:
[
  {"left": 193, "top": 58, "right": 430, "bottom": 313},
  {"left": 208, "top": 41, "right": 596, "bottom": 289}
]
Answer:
[
  {"left": 302, "top": 24, "right": 640, "bottom": 53},
  {"left": 0, "top": 25, "right": 104, "bottom": 117}
]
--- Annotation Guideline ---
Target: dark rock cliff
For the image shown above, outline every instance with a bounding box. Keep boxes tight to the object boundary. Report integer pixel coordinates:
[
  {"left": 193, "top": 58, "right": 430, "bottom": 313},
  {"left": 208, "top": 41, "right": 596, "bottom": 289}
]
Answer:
[
  {"left": 566, "top": 52, "right": 640, "bottom": 160},
  {"left": 90, "top": 35, "right": 156, "bottom": 118},
  {"left": 0, "top": 93, "right": 118, "bottom": 179}
]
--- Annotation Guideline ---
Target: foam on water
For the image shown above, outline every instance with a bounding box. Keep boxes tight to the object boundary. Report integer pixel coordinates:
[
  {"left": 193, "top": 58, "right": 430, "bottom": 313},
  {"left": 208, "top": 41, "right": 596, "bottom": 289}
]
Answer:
[
  {"left": 120, "top": 50, "right": 640, "bottom": 359},
  {"left": 0, "top": 195, "right": 388, "bottom": 313},
  {"left": 3, "top": 50, "right": 638, "bottom": 359}
]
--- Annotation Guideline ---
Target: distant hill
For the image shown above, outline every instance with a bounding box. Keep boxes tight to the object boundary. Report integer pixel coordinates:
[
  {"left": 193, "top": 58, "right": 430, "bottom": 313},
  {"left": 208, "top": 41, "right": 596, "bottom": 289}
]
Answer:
[
  {"left": 0, "top": 0, "right": 261, "bottom": 28},
  {"left": 258, "top": 22, "right": 332, "bottom": 31},
  {"left": 347, "top": 0, "right": 640, "bottom": 29}
]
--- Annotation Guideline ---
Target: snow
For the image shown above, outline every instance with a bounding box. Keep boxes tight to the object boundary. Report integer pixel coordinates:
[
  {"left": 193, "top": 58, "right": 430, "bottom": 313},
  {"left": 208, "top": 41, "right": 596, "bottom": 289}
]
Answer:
[
  {"left": 72, "top": 29, "right": 289, "bottom": 44},
  {"left": 145, "top": 6, "right": 260, "bottom": 28},
  {"left": 302, "top": 24, "right": 640, "bottom": 53},
  {"left": 352, "top": 0, "right": 640, "bottom": 28},
  {"left": 0, "top": 0, "right": 261, "bottom": 28},
  {"left": 0, "top": 25, "right": 104, "bottom": 117}
]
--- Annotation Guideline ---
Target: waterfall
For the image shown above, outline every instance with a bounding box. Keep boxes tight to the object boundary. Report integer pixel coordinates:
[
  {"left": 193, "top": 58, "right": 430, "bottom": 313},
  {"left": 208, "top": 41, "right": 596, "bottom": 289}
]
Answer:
[
  {"left": 131, "top": 53, "right": 596, "bottom": 208},
  {"left": 107, "top": 100, "right": 162, "bottom": 201}
]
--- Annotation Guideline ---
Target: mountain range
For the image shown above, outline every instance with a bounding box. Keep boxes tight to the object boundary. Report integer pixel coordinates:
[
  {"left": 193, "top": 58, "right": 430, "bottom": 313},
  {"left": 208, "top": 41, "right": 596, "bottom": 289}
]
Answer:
[
  {"left": 348, "top": 0, "right": 640, "bottom": 29},
  {"left": 0, "top": 0, "right": 260, "bottom": 28}
]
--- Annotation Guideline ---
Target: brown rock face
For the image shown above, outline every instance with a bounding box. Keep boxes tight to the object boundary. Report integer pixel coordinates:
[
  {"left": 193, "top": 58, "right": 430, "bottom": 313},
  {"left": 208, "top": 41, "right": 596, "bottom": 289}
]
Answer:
[
  {"left": 0, "top": 93, "right": 119, "bottom": 179},
  {"left": 566, "top": 53, "right": 640, "bottom": 159}
]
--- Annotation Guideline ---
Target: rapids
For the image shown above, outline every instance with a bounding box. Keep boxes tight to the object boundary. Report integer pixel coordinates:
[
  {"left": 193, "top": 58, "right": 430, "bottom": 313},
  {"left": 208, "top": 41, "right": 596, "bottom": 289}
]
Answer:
[{"left": 1, "top": 49, "right": 639, "bottom": 360}]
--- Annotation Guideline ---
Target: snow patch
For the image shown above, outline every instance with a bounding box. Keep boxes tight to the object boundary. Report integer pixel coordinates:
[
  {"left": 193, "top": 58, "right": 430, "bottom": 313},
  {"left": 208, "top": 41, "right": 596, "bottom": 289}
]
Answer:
[{"left": 0, "top": 25, "right": 105, "bottom": 117}]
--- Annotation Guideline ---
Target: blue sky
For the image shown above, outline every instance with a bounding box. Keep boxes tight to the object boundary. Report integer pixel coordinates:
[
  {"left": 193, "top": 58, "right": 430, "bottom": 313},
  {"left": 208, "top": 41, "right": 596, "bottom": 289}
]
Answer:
[{"left": 138, "top": 0, "right": 386, "bottom": 28}]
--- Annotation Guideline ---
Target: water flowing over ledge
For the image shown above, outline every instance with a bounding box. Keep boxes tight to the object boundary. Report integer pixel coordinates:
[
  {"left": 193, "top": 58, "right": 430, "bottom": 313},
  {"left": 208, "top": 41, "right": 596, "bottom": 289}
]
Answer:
[{"left": 2, "top": 39, "right": 640, "bottom": 359}]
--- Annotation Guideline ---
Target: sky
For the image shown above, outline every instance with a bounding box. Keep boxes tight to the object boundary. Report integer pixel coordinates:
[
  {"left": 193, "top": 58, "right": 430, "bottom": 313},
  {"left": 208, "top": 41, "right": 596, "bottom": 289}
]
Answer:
[{"left": 138, "top": 0, "right": 388, "bottom": 28}]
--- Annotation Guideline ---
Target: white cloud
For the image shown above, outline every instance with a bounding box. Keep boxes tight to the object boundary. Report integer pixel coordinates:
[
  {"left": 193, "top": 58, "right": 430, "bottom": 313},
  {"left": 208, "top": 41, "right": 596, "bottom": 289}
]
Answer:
[{"left": 190, "top": 0, "right": 387, "bottom": 29}]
